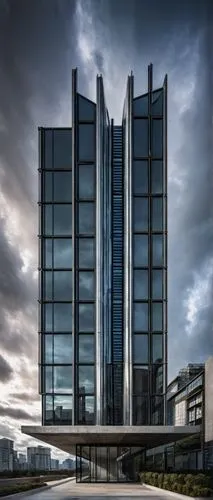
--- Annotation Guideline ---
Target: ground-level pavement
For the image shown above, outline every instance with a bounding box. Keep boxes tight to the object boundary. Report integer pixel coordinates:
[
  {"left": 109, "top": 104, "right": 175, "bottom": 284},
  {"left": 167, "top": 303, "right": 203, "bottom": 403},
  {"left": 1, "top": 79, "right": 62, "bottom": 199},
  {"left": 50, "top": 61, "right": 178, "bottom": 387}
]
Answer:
[{"left": 3, "top": 480, "right": 184, "bottom": 499}]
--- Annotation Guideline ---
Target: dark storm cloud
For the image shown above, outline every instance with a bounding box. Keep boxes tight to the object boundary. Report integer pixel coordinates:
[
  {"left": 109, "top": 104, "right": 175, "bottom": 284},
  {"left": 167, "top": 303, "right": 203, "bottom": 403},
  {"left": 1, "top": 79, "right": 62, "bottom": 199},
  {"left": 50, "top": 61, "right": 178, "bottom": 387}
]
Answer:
[
  {"left": 0, "top": 405, "right": 38, "bottom": 421},
  {"left": 0, "top": 354, "right": 13, "bottom": 382},
  {"left": 9, "top": 392, "right": 40, "bottom": 402}
]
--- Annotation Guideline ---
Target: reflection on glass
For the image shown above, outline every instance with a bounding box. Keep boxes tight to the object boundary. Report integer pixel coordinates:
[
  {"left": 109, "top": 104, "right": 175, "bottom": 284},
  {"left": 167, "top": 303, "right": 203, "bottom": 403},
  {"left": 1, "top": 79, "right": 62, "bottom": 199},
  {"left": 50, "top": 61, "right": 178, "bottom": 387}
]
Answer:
[
  {"left": 133, "top": 161, "right": 148, "bottom": 194},
  {"left": 53, "top": 239, "right": 72, "bottom": 268},
  {"left": 134, "top": 270, "right": 148, "bottom": 300},
  {"left": 54, "top": 334, "right": 72, "bottom": 363},
  {"left": 78, "top": 203, "right": 95, "bottom": 234},
  {"left": 151, "top": 396, "right": 164, "bottom": 424},
  {"left": 43, "top": 303, "right": 52, "bottom": 331},
  {"left": 152, "top": 334, "right": 163, "bottom": 363},
  {"left": 133, "top": 396, "right": 148, "bottom": 425},
  {"left": 44, "top": 395, "right": 53, "bottom": 422},
  {"left": 152, "top": 90, "right": 163, "bottom": 115},
  {"left": 43, "top": 271, "right": 52, "bottom": 300},
  {"left": 78, "top": 239, "right": 95, "bottom": 268},
  {"left": 133, "top": 303, "right": 148, "bottom": 331},
  {"left": 134, "top": 119, "right": 148, "bottom": 157},
  {"left": 54, "top": 303, "right": 72, "bottom": 332},
  {"left": 133, "top": 334, "right": 148, "bottom": 364},
  {"left": 133, "top": 198, "right": 148, "bottom": 231},
  {"left": 53, "top": 205, "right": 72, "bottom": 235},
  {"left": 78, "top": 334, "right": 94, "bottom": 363},
  {"left": 152, "top": 120, "right": 163, "bottom": 158},
  {"left": 54, "top": 271, "right": 72, "bottom": 300},
  {"left": 78, "top": 95, "right": 96, "bottom": 122},
  {"left": 54, "top": 395, "right": 72, "bottom": 423},
  {"left": 44, "top": 130, "right": 53, "bottom": 169},
  {"left": 78, "top": 124, "right": 95, "bottom": 161},
  {"left": 45, "top": 366, "right": 53, "bottom": 392},
  {"left": 44, "top": 335, "right": 52, "bottom": 363},
  {"left": 53, "top": 130, "right": 72, "bottom": 169},
  {"left": 133, "top": 366, "right": 149, "bottom": 393},
  {"left": 152, "top": 302, "right": 163, "bottom": 331},
  {"left": 79, "top": 165, "right": 95, "bottom": 200},
  {"left": 44, "top": 239, "right": 52, "bottom": 268},
  {"left": 79, "top": 304, "right": 94, "bottom": 332},
  {"left": 133, "top": 95, "right": 148, "bottom": 116},
  {"left": 78, "top": 395, "right": 95, "bottom": 425},
  {"left": 54, "top": 365, "right": 72, "bottom": 393},
  {"left": 151, "top": 161, "right": 163, "bottom": 193},
  {"left": 44, "top": 205, "right": 52, "bottom": 235},
  {"left": 44, "top": 172, "right": 52, "bottom": 201},
  {"left": 133, "top": 235, "right": 148, "bottom": 267},
  {"left": 78, "top": 365, "right": 95, "bottom": 394},
  {"left": 152, "top": 235, "right": 163, "bottom": 266},
  {"left": 78, "top": 271, "right": 94, "bottom": 300},
  {"left": 152, "top": 198, "right": 163, "bottom": 231},
  {"left": 152, "top": 365, "right": 163, "bottom": 394},
  {"left": 53, "top": 172, "right": 72, "bottom": 202},
  {"left": 152, "top": 270, "right": 163, "bottom": 299}
]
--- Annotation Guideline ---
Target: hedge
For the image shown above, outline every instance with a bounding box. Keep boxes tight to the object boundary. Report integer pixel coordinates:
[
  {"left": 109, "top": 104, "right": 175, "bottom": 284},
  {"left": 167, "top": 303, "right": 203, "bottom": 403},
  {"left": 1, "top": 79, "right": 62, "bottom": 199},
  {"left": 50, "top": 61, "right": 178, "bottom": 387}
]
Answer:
[
  {"left": 0, "top": 481, "right": 47, "bottom": 497},
  {"left": 139, "top": 471, "right": 213, "bottom": 497}
]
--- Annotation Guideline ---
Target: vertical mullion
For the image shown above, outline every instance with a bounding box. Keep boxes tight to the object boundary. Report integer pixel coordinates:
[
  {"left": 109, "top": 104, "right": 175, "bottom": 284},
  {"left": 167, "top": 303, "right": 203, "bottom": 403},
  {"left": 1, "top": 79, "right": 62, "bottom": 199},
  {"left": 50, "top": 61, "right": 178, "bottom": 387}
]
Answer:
[{"left": 148, "top": 63, "right": 153, "bottom": 425}]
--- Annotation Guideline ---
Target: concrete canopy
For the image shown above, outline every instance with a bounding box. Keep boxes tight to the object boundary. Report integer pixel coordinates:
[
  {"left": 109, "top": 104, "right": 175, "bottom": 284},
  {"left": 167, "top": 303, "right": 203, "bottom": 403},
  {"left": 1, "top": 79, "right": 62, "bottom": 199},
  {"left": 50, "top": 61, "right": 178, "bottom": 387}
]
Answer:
[{"left": 21, "top": 425, "right": 200, "bottom": 458}]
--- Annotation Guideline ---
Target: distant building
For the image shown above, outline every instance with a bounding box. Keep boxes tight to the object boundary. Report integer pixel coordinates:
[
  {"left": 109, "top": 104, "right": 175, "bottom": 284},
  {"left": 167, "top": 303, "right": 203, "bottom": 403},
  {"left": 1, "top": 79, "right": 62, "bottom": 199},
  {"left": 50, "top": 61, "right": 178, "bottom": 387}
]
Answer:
[
  {"left": 18, "top": 453, "right": 28, "bottom": 471},
  {"left": 62, "top": 458, "right": 75, "bottom": 470},
  {"left": 0, "top": 438, "right": 14, "bottom": 472},
  {"left": 27, "top": 446, "right": 51, "bottom": 471},
  {"left": 51, "top": 458, "right": 59, "bottom": 470}
]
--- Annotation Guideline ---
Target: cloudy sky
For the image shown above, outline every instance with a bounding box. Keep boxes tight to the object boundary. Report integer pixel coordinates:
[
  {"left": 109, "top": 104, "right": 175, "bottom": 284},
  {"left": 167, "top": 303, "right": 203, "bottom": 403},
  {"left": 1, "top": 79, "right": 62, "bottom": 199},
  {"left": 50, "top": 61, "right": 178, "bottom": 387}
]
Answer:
[{"left": 0, "top": 0, "right": 212, "bottom": 460}]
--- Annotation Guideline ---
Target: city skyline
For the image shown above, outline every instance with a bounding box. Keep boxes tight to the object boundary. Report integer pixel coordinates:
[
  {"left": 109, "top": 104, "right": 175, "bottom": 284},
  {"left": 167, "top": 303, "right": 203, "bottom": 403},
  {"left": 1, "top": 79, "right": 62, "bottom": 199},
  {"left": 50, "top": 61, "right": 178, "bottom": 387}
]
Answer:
[{"left": 0, "top": 0, "right": 212, "bottom": 462}]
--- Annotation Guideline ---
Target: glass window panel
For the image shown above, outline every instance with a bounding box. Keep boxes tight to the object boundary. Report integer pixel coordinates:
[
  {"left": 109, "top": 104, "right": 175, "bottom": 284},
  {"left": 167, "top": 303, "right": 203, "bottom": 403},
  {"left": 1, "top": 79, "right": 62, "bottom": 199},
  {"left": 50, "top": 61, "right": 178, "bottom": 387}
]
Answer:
[
  {"left": 152, "top": 119, "right": 163, "bottom": 158},
  {"left": 44, "top": 335, "right": 53, "bottom": 363},
  {"left": 54, "top": 334, "right": 72, "bottom": 364},
  {"left": 152, "top": 334, "right": 163, "bottom": 364},
  {"left": 134, "top": 270, "right": 148, "bottom": 300},
  {"left": 44, "top": 205, "right": 52, "bottom": 235},
  {"left": 152, "top": 365, "right": 163, "bottom": 394},
  {"left": 151, "top": 161, "right": 163, "bottom": 193},
  {"left": 133, "top": 235, "right": 148, "bottom": 267},
  {"left": 43, "top": 304, "right": 53, "bottom": 332},
  {"left": 53, "top": 205, "right": 72, "bottom": 236},
  {"left": 78, "top": 124, "right": 95, "bottom": 162},
  {"left": 78, "top": 203, "right": 95, "bottom": 234},
  {"left": 78, "top": 95, "right": 96, "bottom": 122},
  {"left": 133, "top": 198, "right": 148, "bottom": 232},
  {"left": 44, "top": 130, "right": 53, "bottom": 169},
  {"left": 44, "top": 172, "right": 52, "bottom": 201},
  {"left": 133, "top": 396, "right": 148, "bottom": 425},
  {"left": 78, "top": 165, "right": 95, "bottom": 199},
  {"left": 54, "top": 303, "right": 72, "bottom": 332},
  {"left": 133, "top": 366, "right": 149, "bottom": 394},
  {"left": 78, "top": 271, "right": 95, "bottom": 300},
  {"left": 53, "top": 130, "right": 72, "bottom": 169},
  {"left": 133, "top": 161, "right": 148, "bottom": 194},
  {"left": 152, "top": 302, "right": 163, "bottom": 331},
  {"left": 78, "top": 395, "right": 95, "bottom": 425},
  {"left": 54, "top": 366, "right": 72, "bottom": 393},
  {"left": 133, "top": 303, "right": 148, "bottom": 331},
  {"left": 133, "top": 334, "right": 148, "bottom": 364},
  {"left": 45, "top": 366, "right": 53, "bottom": 392},
  {"left": 152, "top": 197, "right": 163, "bottom": 231},
  {"left": 151, "top": 396, "right": 164, "bottom": 424},
  {"left": 78, "top": 239, "right": 95, "bottom": 268},
  {"left": 152, "top": 90, "right": 163, "bottom": 115},
  {"left": 44, "top": 395, "right": 53, "bottom": 423},
  {"left": 79, "top": 304, "right": 94, "bottom": 332},
  {"left": 133, "top": 95, "right": 148, "bottom": 116},
  {"left": 78, "top": 365, "right": 95, "bottom": 394},
  {"left": 54, "top": 271, "right": 72, "bottom": 300},
  {"left": 78, "top": 335, "right": 95, "bottom": 363},
  {"left": 152, "top": 270, "right": 163, "bottom": 299},
  {"left": 53, "top": 172, "right": 72, "bottom": 202},
  {"left": 54, "top": 395, "right": 72, "bottom": 423},
  {"left": 44, "top": 239, "right": 52, "bottom": 268},
  {"left": 53, "top": 239, "right": 72, "bottom": 268},
  {"left": 43, "top": 271, "right": 52, "bottom": 300},
  {"left": 152, "top": 235, "right": 163, "bottom": 266},
  {"left": 134, "top": 119, "right": 148, "bottom": 158}
]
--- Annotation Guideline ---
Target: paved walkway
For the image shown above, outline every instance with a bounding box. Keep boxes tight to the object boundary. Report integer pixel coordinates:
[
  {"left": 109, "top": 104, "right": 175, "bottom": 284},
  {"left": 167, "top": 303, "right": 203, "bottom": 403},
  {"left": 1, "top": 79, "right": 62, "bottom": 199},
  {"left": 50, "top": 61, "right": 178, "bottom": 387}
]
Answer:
[{"left": 7, "top": 480, "right": 179, "bottom": 499}]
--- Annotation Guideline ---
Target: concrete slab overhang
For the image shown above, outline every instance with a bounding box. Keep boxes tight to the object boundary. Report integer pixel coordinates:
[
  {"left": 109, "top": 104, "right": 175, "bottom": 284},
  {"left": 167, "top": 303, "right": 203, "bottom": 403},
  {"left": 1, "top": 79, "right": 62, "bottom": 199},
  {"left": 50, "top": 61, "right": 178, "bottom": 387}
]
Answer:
[{"left": 21, "top": 425, "right": 200, "bottom": 458}]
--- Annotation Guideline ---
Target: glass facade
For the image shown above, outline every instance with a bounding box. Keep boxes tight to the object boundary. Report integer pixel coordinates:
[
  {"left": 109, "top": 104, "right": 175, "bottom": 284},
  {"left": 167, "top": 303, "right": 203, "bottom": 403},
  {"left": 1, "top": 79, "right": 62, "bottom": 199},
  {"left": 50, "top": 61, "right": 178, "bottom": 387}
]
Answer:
[{"left": 39, "top": 65, "right": 167, "bottom": 433}]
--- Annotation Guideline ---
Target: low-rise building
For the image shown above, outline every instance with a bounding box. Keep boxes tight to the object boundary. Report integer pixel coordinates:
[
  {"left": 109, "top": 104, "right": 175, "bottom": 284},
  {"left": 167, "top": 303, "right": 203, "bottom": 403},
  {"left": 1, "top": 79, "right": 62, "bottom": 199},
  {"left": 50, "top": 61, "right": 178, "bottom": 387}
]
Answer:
[{"left": 27, "top": 446, "right": 51, "bottom": 471}]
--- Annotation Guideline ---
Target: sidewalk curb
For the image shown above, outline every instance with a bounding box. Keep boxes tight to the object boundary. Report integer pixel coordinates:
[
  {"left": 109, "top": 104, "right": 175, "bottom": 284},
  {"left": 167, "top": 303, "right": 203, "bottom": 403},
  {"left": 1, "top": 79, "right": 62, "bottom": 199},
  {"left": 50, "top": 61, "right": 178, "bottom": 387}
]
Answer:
[
  {"left": 143, "top": 482, "right": 206, "bottom": 500},
  {"left": 1, "top": 476, "right": 75, "bottom": 499}
]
